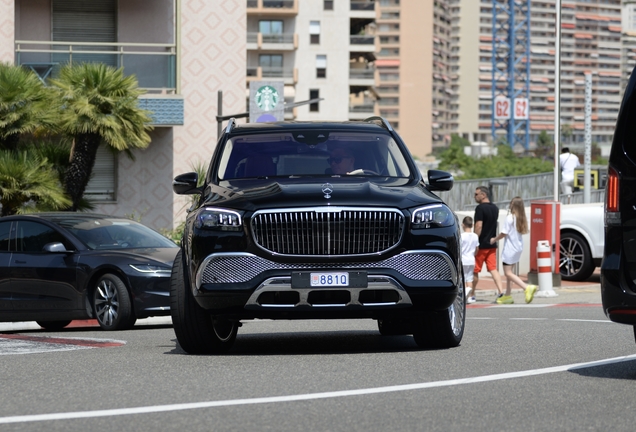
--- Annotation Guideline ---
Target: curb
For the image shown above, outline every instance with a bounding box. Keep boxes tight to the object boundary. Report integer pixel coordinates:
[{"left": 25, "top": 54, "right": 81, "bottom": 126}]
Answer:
[{"left": 0, "top": 316, "right": 173, "bottom": 332}]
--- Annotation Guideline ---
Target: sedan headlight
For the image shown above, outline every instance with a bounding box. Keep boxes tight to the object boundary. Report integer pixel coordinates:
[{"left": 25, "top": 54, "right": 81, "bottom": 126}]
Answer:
[
  {"left": 195, "top": 207, "right": 243, "bottom": 231},
  {"left": 411, "top": 204, "right": 455, "bottom": 229},
  {"left": 129, "top": 264, "right": 172, "bottom": 275}
]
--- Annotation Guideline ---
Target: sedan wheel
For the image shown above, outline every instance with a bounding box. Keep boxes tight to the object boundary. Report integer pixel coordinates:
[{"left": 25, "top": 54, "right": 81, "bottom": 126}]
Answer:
[
  {"left": 560, "top": 232, "right": 595, "bottom": 281},
  {"left": 413, "top": 274, "right": 466, "bottom": 349},
  {"left": 93, "top": 274, "right": 136, "bottom": 330}
]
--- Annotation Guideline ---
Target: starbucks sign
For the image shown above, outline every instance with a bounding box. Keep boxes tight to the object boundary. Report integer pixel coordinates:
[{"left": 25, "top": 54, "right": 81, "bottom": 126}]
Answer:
[{"left": 249, "top": 81, "right": 284, "bottom": 123}]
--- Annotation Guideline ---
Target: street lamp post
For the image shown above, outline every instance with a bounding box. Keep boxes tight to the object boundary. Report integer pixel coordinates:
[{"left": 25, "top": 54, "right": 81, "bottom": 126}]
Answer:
[{"left": 553, "top": 0, "right": 562, "bottom": 201}]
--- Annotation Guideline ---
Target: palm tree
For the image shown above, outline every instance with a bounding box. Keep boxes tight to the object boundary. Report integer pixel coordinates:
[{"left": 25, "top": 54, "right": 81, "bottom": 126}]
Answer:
[
  {"left": 0, "top": 62, "right": 51, "bottom": 150},
  {"left": 0, "top": 150, "right": 71, "bottom": 216},
  {"left": 49, "top": 63, "right": 153, "bottom": 210}
]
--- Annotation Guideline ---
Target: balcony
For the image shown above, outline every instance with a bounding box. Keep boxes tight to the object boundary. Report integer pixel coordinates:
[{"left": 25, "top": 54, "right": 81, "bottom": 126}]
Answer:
[
  {"left": 246, "top": 33, "right": 298, "bottom": 51},
  {"left": 15, "top": 40, "right": 182, "bottom": 126},
  {"left": 350, "top": 35, "right": 376, "bottom": 53},
  {"left": 15, "top": 40, "right": 176, "bottom": 93},
  {"left": 349, "top": 67, "right": 375, "bottom": 86},
  {"left": 246, "top": 0, "right": 298, "bottom": 16},
  {"left": 247, "top": 66, "right": 298, "bottom": 85},
  {"left": 350, "top": 1, "right": 376, "bottom": 19},
  {"left": 349, "top": 103, "right": 376, "bottom": 120}
]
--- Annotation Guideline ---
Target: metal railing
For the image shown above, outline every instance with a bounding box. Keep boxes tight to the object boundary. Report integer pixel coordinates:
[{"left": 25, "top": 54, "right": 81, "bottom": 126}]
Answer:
[
  {"left": 349, "top": 104, "right": 375, "bottom": 113},
  {"left": 349, "top": 69, "right": 375, "bottom": 79},
  {"left": 429, "top": 171, "right": 605, "bottom": 212},
  {"left": 351, "top": 1, "right": 376, "bottom": 11},
  {"left": 350, "top": 35, "right": 375, "bottom": 45},
  {"left": 15, "top": 40, "right": 177, "bottom": 93}
]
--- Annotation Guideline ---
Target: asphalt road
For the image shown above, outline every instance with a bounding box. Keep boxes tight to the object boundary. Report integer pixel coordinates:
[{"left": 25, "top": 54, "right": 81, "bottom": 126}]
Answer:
[{"left": 1, "top": 286, "right": 635, "bottom": 432}]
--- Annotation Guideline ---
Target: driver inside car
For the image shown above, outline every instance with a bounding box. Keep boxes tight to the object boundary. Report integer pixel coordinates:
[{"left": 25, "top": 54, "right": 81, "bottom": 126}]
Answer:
[{"left": 328, "top": 148, "right": 356, "bottom": 175}]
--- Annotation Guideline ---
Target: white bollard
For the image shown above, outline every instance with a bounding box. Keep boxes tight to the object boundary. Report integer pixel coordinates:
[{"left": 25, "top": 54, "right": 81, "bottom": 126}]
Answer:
[{"left": 534, "top": 240, "right": 558, "bottom": 297}]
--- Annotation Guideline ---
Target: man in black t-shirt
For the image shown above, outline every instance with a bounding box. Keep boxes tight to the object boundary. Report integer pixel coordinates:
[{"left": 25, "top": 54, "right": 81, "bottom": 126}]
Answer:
[{"left": 472, "top": 186, "right": 504, "bottom": 297}]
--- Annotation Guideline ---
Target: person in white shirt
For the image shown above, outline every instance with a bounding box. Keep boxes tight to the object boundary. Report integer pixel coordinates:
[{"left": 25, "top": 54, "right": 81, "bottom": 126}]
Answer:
[
  {"left": 460, "top": 216, "right": 479, "bottom": 304},
  {"left": 559, "top": 147, "right": 580, "bottom": 195},
  {"left": 490, "top": 197, "right": 537, "bottom": 304}
]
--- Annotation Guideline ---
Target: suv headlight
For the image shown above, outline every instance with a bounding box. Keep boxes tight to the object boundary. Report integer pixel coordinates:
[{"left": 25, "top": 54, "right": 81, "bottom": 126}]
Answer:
[
  {"left": 411, "top": 204, "right": 455, "bottom": 229},
  {"left": 195, "top": 208, "right": 243, "bottom": 231}
]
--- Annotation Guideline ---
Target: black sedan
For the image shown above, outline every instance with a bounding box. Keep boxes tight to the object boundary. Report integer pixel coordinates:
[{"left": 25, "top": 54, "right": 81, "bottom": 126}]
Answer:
[{"left": 0, "top": 213, "right": 178, "bottom": 330}]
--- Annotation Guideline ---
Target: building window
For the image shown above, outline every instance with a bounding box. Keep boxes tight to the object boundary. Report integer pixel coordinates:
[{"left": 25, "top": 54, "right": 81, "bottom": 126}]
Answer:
[
  {"left": 310, "top": 89, "right": 320, "bottom": 112},
  {"left": 310, "top": 21, "right": 321, "bottom": 44},
  {"left": 259, "top": 54, "right": 283, "bottom": 77},
  {"left": 84, "top": 145, "right": 117, "bottom": 202},
  {"left": 259, "top": 20, "right": 283, "bottom": 34},
  {"left": 316, "top": 55, "right": 327, "bottom": 78},
  {"left": 324, "top": 0, "right": 334, "bottom": 10}
]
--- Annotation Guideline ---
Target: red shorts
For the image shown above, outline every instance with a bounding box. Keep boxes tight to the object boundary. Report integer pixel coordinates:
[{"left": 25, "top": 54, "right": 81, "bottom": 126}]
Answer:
[{"left": 474, "top": 248, "right": 497, "bottom": 273}]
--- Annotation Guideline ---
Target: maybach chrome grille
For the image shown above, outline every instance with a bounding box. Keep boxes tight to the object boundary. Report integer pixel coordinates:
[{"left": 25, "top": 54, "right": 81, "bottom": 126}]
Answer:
[{"left": 251, "top": 207, "right": 405, "bottom": 256}]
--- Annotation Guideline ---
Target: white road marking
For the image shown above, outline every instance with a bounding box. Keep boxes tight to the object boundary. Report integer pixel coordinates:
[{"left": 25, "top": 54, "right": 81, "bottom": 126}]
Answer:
[
  {"left": 1, "top": 354, "right": 635, "bottom": 425},
  {"left": 509, "top": 318, "right": 549, "bottom": 321},
  {"left": 0, "top": 335, "right": 125, "bottom": 356},
  {"left": 557, "top": 319, "right": 613, "bottom": 323}
]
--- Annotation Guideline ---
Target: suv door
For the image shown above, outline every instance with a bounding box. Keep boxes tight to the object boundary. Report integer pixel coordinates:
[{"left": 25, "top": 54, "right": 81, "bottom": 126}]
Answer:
[{"left": 10, "top": 220, "right": 81, "bottom": 315}]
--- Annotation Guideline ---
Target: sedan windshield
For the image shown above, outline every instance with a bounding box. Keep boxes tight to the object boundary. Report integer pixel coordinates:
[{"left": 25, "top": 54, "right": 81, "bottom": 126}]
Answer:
[
  {"left": 217, "top": 130, "right": 412, "bottom": 180},
  {"left": 61, "top": 218, "right": 177, "bottom": 250}
]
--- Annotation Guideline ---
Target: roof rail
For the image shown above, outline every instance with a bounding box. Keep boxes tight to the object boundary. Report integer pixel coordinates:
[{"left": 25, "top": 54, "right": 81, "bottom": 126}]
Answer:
[
  {"left": 224, "top": 117, "right": 237, "bottom": 134},
  {"left": 363, "top": 116, "right": 394, "bottom": 132}
]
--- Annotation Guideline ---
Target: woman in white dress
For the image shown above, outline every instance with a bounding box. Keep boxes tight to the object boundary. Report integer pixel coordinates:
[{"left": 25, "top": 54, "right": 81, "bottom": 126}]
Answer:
[{"left": 490, "top": 197, "right": 538, "bottom": 304}]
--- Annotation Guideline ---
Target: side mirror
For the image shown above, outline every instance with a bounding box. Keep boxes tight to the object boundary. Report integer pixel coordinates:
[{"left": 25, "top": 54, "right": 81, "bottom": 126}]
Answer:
[
  {"left": 173, "top": 172, "right": 202, "bottom": 195},
  {"left": 427, "top": 169, "right": 454, "bottom": 191},
  {"left": 43, "top": 242, "right": 68, "bottom": 253}
]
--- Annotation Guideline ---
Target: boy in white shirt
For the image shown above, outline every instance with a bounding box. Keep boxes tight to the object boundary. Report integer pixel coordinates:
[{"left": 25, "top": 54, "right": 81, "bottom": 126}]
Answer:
[{"left": 461, "top": 216, "right": 479, "bottom": 303}]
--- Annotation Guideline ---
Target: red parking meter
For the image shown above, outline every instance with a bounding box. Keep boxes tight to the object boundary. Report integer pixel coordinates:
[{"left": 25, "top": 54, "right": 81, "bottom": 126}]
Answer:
[{"left": 529, "top": 201, "right": 560, "bottom": 283}]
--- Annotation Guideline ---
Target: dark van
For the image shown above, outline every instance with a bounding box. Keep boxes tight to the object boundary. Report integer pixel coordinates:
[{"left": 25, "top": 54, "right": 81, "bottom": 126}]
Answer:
[{"left": 601, "top": 64, "right": 636, "bottom": 343}]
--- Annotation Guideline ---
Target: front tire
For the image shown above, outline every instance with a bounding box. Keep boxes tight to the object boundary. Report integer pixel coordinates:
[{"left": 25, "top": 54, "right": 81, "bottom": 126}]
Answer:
[
  {"left": 560, "top": 232, "right": 594, "bottom": 281},
  {"left": 36, "top": 320, "right": 72, "bottom": 331},
  {"left": 93, "top": 273, "right": 136, "bottom": 330},
  {"left": 171, "top": 250, "right": 238, "bottom": 354},
  {"left": 413, "top": 274, "right": 466, "bottom": 349}
]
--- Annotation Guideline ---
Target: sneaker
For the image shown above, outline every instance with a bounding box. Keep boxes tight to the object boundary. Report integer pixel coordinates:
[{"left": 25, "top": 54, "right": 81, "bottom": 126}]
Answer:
[
  {"left": 496, "top": 293, "right": 504, "bottom": 299},
  {"left": 467, "top": 296, "right": 476, "bottom": 304},
  {"left": 525, "top": 285, "right": 538, "bottom": 304},
  {"left": 496, "top": 295, "right": 514, "bottom": 305}
]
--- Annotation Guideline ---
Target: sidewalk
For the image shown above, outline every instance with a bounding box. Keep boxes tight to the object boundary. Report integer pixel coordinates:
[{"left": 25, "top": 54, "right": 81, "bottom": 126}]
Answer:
[
  {"left": 467, "top": 270, "right": 602, "bottom": 306},
  {"left": 0, "top": 316, "right": 173, "bottom": 332}
]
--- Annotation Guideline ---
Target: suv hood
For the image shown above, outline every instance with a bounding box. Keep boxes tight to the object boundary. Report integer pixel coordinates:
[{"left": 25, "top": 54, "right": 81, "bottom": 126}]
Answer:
[{"left": 204, "top": 177, "right": 443, "bottom": 211}]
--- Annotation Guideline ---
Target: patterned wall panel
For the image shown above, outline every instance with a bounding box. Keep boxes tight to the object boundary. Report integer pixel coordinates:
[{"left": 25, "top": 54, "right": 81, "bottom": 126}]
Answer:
[
  {"left": 0, "top": 0, "right": 14, "bottom": 62},
  {"left": 139, "top": 96, "right": 185, "bottom": 126},
  {"left": 171, "top": 0, "right": 247, "bottom": 227}
]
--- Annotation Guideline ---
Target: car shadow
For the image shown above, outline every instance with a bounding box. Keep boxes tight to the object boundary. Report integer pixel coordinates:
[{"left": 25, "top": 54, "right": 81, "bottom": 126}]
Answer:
[
  {"left": 569, "top": 358, "right": 636, "bottom": 380},
  {"left": 165, "top": 330, "right": 453, "bottom": 356}
]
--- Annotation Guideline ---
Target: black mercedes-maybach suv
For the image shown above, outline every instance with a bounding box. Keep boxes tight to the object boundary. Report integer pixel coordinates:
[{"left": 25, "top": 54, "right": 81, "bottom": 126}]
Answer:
[{"left": 171, "top": 117, "right": 463, "bottom": 354}]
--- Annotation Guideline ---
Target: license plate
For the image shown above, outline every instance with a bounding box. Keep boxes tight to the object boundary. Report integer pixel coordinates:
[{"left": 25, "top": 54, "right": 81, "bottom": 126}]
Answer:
[{"left": 310, "top": 272, "right": 349, "bottom": 287}]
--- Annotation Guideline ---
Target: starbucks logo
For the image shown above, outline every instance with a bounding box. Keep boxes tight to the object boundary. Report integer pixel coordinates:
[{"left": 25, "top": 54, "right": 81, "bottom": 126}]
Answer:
[{"left": 255, "top": 85, "right": 280, "bottom": 112}]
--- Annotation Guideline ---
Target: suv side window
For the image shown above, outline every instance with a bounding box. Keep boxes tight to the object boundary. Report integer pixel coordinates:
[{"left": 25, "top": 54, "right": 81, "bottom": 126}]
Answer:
[{"left": 15, "top": 221, "right": 72, "bottom": 252}]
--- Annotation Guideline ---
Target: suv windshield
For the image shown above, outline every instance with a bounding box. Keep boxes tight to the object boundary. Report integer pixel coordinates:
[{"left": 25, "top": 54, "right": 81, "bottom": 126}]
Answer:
[{"left": 217, "top": 130, "right": 412, "bottom": 180}]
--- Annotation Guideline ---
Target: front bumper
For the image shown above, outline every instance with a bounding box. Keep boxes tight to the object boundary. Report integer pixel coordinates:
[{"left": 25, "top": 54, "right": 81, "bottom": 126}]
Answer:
[{"left": 191, "top": 250, "right": 459, "bottom": 318}]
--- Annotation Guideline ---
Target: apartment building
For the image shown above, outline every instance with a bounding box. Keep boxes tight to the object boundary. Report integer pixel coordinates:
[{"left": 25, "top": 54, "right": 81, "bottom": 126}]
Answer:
[
  {"left": 375, "top": 0, "right": 453, "bottom": 159},
  {"left": 4, "top": 0, "right": 246, "bottom": 230},
  {"left": 452, "top": 0, "right": 622, "bottom": 147},
  {"left": 622, "top": 0, "right": 636, "bottom": 93},
  {"left": 246, "top": 0, "right": 377, "bottom": 123}
]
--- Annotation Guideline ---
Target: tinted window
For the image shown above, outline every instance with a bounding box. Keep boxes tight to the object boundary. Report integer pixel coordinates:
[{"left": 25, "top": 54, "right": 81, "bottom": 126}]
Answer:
[
  {"left": 15, "top": 221, "right": 71, "bottom": 252},
  {"left": 217, "top": 131, "right": 412, "bottom": 180},
  {"left": 0, "top": 221, "right": 11, "bottom": 252},
  {"left": 62, "top": 219, "right": 177, "bottom": 250}
]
